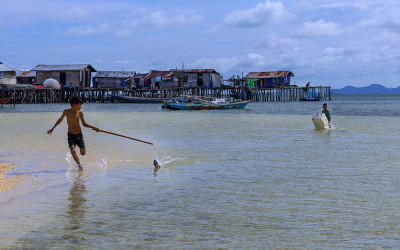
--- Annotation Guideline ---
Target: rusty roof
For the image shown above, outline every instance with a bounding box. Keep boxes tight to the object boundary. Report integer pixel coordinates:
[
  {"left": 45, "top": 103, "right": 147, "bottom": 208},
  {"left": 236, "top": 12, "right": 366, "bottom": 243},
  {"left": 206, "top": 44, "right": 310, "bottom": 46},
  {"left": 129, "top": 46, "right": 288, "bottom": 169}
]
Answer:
[
  {"left": 170, "top": 69, "right": 217, "bottom": 73},
  {"left": 94, "top": 71, "right": 136, "bottom": 78},
  {"left": 17, "top": 71, "right": 36, "bottom": 77},
  {"left": 145, "top": 70, "right": 176, "bottom": 79},
  {"left": 245, "top": 71, "right": 294, "bottom": 79}
]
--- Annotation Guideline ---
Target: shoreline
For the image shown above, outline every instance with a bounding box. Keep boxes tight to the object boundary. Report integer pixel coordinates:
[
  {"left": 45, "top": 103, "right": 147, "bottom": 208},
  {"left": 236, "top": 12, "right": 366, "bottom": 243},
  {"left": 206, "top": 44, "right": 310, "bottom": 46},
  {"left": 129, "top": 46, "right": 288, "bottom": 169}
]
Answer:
[{"left": 0, "top": 163, "right": 32, "bottom": 193}]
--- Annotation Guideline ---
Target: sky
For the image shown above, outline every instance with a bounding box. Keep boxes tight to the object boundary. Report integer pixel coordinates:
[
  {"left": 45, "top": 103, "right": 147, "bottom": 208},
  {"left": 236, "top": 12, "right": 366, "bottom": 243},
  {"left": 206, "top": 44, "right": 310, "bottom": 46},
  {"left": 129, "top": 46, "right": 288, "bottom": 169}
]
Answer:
[{"left": 2, "top": 0, "right": 400, "bottom": 88}]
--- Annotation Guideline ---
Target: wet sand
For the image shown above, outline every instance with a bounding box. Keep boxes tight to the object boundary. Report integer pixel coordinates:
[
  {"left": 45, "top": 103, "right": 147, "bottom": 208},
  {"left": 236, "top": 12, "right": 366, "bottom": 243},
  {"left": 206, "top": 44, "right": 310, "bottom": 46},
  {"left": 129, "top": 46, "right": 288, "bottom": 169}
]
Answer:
[{"left": 0, "top": 163, "right": 31, "bottom": 193}]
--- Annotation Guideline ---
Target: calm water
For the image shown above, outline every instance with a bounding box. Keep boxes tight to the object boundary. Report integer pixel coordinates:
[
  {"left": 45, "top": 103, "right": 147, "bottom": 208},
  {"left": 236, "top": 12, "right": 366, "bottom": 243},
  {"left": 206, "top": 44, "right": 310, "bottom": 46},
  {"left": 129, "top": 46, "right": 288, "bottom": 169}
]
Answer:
[{"left": 1, "top": 94, "right": 400, "bottom": 248}]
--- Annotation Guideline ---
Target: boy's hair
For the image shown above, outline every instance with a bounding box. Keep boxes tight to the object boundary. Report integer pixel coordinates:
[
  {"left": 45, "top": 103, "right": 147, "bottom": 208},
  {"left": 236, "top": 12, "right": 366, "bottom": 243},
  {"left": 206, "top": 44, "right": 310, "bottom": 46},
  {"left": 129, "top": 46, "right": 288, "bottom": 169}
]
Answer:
[
  {"left": 323, "top": 103, "right": 327, "bottom": 106},
  {"left": 70, "top": 96, "right": 83, "bottom": 106}
]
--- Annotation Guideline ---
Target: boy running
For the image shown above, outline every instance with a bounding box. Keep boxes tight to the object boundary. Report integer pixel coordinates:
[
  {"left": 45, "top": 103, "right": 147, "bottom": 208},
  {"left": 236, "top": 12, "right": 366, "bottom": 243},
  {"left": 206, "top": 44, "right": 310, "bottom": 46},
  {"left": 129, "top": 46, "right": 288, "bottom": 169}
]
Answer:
[{"left": 47, "top": 96, "right": 99, "bottom": 171}]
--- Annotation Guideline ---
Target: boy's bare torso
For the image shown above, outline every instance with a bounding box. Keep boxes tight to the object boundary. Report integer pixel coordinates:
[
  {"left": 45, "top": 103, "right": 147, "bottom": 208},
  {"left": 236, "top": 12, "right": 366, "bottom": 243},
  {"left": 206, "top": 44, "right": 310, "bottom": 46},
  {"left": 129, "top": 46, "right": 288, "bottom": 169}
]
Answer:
[{"left": 65, "top": 109, "right": 83, "bottom": 134}]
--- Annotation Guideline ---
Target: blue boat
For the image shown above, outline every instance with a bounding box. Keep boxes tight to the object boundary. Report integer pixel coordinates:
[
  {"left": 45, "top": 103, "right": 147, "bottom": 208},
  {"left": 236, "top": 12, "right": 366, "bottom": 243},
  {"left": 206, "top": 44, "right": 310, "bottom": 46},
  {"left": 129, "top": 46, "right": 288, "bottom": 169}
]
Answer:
[
  {"left": 162, "top": 96, "right": 251, "bottom": 110},
  {"left": 299, "top": 97, "right": 320, "bottom": 101}
]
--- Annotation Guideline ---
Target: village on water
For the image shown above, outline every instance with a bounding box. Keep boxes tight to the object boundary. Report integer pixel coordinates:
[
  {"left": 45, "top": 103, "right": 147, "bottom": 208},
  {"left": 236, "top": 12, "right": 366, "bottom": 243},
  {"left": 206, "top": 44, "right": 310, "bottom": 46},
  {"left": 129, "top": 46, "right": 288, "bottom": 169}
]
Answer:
[{"left": 0, "top": 61, "right": 331, "bottom": 105}]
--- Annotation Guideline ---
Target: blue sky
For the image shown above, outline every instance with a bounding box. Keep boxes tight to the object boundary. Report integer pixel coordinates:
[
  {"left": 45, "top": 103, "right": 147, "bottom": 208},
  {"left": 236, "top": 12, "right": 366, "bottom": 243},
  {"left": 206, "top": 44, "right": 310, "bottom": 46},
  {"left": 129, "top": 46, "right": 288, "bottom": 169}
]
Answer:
[{"left": 2, "top": 0, "right": 400, "bottom": 88}]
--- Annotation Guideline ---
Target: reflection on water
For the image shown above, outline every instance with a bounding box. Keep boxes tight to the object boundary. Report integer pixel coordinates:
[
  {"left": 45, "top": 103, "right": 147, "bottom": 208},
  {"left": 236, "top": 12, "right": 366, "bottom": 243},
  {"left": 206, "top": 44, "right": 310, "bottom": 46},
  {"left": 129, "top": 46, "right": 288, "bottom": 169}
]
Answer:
[{"left": 64, "top": 172, "right": 87, "bottom": 244}]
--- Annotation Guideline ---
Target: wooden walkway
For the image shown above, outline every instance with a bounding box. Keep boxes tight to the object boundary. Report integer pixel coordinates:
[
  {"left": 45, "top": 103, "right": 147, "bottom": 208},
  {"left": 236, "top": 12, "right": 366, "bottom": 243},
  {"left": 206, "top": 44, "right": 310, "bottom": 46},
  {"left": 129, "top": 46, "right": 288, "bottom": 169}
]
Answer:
[{"left": 0, "top": 86, "right": 330, "bottom": 104}]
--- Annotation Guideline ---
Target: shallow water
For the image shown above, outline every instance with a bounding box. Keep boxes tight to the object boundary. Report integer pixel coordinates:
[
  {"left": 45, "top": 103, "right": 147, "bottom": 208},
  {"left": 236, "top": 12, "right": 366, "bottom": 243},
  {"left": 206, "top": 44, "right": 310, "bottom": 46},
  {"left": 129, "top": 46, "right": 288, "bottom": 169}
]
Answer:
[{"left": 1, "top": 95, "right": 400, "bottom": 248}]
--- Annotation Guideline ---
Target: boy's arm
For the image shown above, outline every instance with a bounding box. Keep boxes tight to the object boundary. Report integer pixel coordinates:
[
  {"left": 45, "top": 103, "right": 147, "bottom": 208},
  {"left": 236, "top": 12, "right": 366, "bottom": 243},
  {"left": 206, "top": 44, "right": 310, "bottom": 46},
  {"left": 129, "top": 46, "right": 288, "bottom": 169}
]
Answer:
[
  {"left": 80, "top": 112, "right": 100, "bottom": 132},
  {"left": 47, "top": 110, "right": 66, "bottom": 134}
]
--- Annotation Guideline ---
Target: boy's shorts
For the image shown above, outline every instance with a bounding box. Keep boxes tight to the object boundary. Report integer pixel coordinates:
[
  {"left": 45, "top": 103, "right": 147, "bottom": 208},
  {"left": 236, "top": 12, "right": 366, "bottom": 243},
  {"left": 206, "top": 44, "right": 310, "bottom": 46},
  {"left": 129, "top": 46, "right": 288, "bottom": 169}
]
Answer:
[{"left": 67, "top": 133, "right": 85, "bottom": 149}]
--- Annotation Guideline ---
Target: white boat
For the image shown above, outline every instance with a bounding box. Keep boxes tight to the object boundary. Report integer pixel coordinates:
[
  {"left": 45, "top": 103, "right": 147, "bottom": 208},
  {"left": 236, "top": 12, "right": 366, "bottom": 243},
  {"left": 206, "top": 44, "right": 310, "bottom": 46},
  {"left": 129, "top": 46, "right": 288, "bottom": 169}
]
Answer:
[{"left": 312, "top": 113, "right": 335, "bottom": 130}]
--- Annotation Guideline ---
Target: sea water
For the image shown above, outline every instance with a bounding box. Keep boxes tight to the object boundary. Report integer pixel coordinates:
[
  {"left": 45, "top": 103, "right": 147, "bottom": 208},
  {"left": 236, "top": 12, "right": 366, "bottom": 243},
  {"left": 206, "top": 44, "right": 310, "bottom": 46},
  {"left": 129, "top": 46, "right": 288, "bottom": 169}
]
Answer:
[{"left": 1, "top": 94, "right": 400, "bottom": 248}]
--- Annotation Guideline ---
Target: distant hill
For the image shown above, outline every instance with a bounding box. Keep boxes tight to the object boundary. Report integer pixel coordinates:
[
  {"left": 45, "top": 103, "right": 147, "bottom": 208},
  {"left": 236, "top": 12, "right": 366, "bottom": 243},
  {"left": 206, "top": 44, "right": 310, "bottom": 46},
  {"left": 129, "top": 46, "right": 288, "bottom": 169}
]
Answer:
[{"left": 332, "top": 84, "right": 400, "bottom": 94}]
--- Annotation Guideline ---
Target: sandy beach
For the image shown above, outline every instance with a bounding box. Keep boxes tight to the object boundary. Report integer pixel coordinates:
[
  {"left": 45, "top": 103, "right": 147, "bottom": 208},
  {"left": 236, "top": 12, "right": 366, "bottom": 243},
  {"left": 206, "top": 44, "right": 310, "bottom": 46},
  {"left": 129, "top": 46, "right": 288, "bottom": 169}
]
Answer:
[{"left": 0, "top": 163, "right": 31, "bottom": 193}]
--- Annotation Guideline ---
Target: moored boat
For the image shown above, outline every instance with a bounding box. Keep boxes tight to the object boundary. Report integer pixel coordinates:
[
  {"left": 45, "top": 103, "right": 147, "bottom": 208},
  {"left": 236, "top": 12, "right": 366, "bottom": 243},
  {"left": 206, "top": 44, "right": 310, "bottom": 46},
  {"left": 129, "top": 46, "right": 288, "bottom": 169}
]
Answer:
[
  {"left": 300, "top": 97, "right": 320, "bottom": 101},
  {"left": 109, "top": 95, "right": 170, "bottom": 103},
  {"left": 162, "top": 96, "right": 251, "bottom": 110},
  {"left": 0, "top": 97, "right": 10, "bottom": 104}
]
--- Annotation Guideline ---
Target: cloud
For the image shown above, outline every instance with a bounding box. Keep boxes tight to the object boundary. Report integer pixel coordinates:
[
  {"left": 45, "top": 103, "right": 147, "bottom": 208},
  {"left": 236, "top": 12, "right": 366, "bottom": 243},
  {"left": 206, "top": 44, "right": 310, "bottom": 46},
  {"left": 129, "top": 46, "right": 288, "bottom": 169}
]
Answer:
[
  {"left": 192, "top": 53, "right": 275, "bottom": 74},
  {"left": 64, "top": 23, "right": 110, "bottom": 36},
  {"left": 136, "top": 10, "right": 204, "bottom": 29},
  {"left": 61, "top": 6, "right": 90, "bottom": 21},
  {"left": 294, "top": 19, "right": 343, "bottom": 37},
  {"left": 360, "top": 7, "right": 400, "bottom": 33},
  {"left": 115, "top": 29, "right": 133, "bottom": 37},
  {"left": 253, "top": 34, "right": 297, "bottom": 49},
  {"left": 317, "top": 2, "right": 369, "bottom": 11},
  {"left": 203, "top": 25, "right": 222, "bottom": 34},
  {"left": 224, "top": 0, "right": 285, "bottom": 27}
]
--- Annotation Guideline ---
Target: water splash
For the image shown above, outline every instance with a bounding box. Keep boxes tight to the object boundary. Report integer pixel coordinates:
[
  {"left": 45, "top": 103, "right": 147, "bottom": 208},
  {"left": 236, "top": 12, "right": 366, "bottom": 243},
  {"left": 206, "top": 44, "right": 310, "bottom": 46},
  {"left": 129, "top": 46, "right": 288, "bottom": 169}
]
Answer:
[
  {"left": 154, "top": 156, "right": 183, "bottom": 167},
  {"left": 65, "top": 152, "right": 107, "bottom": 171}
]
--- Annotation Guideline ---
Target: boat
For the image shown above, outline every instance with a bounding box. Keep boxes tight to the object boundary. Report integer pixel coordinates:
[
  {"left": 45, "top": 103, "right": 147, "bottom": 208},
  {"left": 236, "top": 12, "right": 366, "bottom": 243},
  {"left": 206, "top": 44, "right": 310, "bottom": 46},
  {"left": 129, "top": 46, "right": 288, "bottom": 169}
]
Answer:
[
  {"left": 312, "top": 113, "right": 335, "bottom": 130},
  {"left": 0, "top": 97, "right": 10, "bottom": 104},
  {"left": 300, "top": 88, "right": 320, "bottom": 101},
  {"left": 300, "top": 97, "right": 320, "bottom": 101},
  {"left": 230, "top": 93, "right": 244, "bottom": 100},
  {"left": 109, "top": 95, "right": 170, "bottom": 103},
  {"left": 162, "top": 96, "right": 251, "bottom": 110}
]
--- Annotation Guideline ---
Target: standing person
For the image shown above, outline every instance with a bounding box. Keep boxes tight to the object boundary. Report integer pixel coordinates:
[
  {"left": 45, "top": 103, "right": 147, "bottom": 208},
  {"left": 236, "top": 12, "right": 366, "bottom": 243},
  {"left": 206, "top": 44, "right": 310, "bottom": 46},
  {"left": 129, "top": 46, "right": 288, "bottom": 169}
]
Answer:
[
  {"left": 322, "top": 103, "right": 331, "bottom": 123},
  {"left": 245, "top": 84, "right": 252, "bottom": 100},
  {"left": 47, "top": 96, "right": 99, "bottom": 171}
]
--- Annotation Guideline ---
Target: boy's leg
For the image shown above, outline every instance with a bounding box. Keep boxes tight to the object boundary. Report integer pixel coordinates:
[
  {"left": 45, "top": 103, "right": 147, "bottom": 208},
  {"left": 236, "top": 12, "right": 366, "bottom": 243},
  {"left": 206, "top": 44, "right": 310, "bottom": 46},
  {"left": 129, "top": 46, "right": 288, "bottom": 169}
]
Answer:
[
  {"left": 80, "top": 148, "right": 86, "bottom": 155},
  {"left": 69, "top": 145, "right": 83, "bottom": 170}
]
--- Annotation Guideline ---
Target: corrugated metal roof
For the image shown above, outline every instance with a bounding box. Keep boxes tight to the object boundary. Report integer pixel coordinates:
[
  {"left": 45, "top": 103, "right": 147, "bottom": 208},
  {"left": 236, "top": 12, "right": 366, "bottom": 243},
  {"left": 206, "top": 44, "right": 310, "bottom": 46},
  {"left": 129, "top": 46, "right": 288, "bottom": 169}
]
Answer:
[
  {"left": 146, "top": 70, "right": 176, "bottom": 79},
  {"left": 17, "top": 71, "right": 36, "bottom": 77},
  {"left": 0, "top": 62, "right": 17, "bottom": 72},
  {"left": 94, "top": 71, "right": 136, "bottom": 78},
  {"left": 31, "top": 64, "right": 96, "bottom": 72},
  {"left": 170, "top": 69, "right": 217, "bottom": 73},
  {"left": 245, "top": 71, "right": 294, "bottom": 79}
]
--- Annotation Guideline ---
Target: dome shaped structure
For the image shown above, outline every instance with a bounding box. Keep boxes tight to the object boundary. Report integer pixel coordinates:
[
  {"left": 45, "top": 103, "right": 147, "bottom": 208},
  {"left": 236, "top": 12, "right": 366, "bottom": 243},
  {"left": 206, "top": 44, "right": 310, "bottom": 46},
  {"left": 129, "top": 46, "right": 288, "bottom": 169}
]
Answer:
[{"left": 43, "top": 78, "right": 61, "bottom": 89}]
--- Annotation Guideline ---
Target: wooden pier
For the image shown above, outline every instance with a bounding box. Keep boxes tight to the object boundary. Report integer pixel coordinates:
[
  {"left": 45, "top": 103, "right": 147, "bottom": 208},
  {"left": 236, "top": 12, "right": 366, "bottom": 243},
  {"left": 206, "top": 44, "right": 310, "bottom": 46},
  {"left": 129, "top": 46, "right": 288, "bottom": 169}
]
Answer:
[{"left": 0, "top": 86, "right": 331, "bottom": 104}]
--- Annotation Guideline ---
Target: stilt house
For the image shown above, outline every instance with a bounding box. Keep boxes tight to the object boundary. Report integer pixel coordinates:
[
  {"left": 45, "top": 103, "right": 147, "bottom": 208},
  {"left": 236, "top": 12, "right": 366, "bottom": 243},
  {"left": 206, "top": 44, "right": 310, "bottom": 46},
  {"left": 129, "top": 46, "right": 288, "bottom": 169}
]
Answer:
[
  {"left": 171, "top": 69, "right": 222, "bottom": 88},
  {"left": 0, "top": 62, "right": 17, "bottom": 86},
  {"left": 17, "top": 71, "right": 36, "bottom": 85},
  {"left": 245, "top": 71, "right": 294, "bottom": 88},
  {"left": 93, "top": 71, "right": 136, "bottom": 88},
  {"left": 32, "top": 64, "right": 96, "bottom": 88}
]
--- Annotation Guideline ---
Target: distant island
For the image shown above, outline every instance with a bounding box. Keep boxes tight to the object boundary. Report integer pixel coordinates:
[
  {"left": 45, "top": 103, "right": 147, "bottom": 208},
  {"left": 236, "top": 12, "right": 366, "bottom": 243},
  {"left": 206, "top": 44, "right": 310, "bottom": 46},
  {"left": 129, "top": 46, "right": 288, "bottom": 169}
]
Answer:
[{"left": 332, "top": 84, "right": 400, "bottom": 94}]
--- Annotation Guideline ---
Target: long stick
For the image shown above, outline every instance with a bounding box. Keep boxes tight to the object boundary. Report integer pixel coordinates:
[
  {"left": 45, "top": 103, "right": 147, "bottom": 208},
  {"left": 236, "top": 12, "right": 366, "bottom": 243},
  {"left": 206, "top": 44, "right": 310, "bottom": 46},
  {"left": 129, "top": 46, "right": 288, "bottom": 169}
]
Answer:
[{"left": 99, "top": 129, "right": 153, "bottom": 145}]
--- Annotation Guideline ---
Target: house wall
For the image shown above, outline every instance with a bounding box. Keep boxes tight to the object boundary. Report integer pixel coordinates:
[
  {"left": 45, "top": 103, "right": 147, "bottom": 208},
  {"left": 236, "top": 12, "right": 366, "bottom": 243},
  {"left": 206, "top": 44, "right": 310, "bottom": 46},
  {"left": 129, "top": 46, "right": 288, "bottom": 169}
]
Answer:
[
  {"left": 202, "top": 73, "right": 221, "bottom": 88},
  {"left": 255, "top": 76, "right": 291, "bottom": 88},
  {"left": 96, "top": 78, "right": 131, "bottom": 88},
  {"left": 36, "top": 71, "right": 92, "bottom": 88},
  {"left": 17, "top": 77, "right": 35, "bottom": 84},
  {"left": 160, "top": 81, "right": 175, "bottom": 89},
  {"left": 184, "top": 74, "right": 197, "bottom": 87},
  {"left": 0, "top": 72, "right": 17, "bottom": 86}
]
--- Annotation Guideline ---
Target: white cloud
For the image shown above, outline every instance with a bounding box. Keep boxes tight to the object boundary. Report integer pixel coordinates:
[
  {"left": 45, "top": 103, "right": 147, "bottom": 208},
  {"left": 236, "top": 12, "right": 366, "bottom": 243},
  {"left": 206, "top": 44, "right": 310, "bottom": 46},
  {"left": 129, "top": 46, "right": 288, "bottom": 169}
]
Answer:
[
  {"left": 115, "top": 29, "right": 133, "bottom": 37},
  {"left": 191, "top": 53, "right": 274, "bottom": 74},
  {"left": 137, "top": 10, "right": 204, "bottom": 29},
  {"left": 64, "top": 23, "right": 110, "bottom": 36},
  {"left": 253, "top": 34, "right": 296, "bottom": 49},
  {"left": 224, "top": 0, "right": 285, "bottom": 27},
  {"left": 360, "top": 7, "right": 400, "bottom": 33},
  {"left": 203, "top": 25, "right": 222, "bottom": 34},
  {"left": 61, "top": 6, "right": 90, "bottom": 21},
  {"left": 294, "top": 19, "right": 343, "bottom": 37},
  {"left": 317, "top": 2, "right": 369, "bottom": 11}
]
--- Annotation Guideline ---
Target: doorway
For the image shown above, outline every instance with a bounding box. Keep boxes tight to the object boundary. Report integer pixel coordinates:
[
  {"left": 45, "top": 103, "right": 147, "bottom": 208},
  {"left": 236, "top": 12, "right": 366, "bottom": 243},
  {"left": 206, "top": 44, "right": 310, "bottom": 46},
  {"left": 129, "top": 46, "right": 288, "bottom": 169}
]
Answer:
[{"left": 60, "top": 72, "right": 66, "bottom": 86}]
